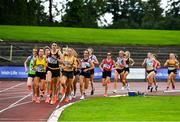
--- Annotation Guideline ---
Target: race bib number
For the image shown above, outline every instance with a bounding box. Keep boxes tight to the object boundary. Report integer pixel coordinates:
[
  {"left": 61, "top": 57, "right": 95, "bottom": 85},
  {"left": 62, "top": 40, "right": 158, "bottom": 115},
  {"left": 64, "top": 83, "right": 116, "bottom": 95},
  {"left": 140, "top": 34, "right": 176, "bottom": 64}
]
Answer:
[
  {"left": 82, "top": 62, "right": 90, "bottom": 68},
  {"left": 36, "top": 65, "right": 45, "bottom": 72},
  {"left": 64, "top": 61, "right": 72, "bottom": 67},
  {"left": 48, "top": 57, "right": 58, "bottom": 64},
  {"left": 103, "top": 64, "right": 111, "bottom": 69},
  {"left": 147, "top": 62, "right": 153, "bottom": 67}
]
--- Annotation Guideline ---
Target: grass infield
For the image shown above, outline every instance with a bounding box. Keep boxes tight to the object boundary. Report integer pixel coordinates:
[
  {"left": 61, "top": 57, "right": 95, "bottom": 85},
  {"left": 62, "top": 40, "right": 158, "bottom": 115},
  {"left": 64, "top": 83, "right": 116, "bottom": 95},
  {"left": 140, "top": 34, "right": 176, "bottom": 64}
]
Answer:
[
  {"left": 59, "top": 96, "right": 180, "bottom": 121},
  {"left": 0, "top": 25, "right": 180, "bottom": 45}
]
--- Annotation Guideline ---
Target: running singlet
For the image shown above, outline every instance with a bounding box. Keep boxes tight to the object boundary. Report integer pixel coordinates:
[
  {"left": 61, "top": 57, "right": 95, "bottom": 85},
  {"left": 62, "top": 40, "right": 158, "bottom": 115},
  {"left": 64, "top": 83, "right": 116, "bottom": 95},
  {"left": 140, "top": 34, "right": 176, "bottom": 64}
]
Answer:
[
  {"left": 48, "top": 51, "right": 60, "bottom": 69},
  {"left": 146, "top": 58, "right": 155, "bottom": 68},
  {"left": 89, "top": 55, "right": 97, "bottom": 63},
  {"left": 63, "top": 56, "right": 76, "bottom": 71},
  {"left": 27, "top": 55, "right": 36, "bottom": 75},
  {"left": 35, "top": 57, "right": 46, "bottom": 72},
  {"left": 168, "top": 60, "right": 176, "bottom": 70},
  {"left": 125, "top": 58, "right": 130, "bottom": 68},
  {"left": 116, "top": 57, "right": 125, "bottom": 69},
  {"left": 103, "top": 59, "right": 114, "bottom": 71},
  {"left": 81, "top": 58, "right": 90, "bottom": 69}
]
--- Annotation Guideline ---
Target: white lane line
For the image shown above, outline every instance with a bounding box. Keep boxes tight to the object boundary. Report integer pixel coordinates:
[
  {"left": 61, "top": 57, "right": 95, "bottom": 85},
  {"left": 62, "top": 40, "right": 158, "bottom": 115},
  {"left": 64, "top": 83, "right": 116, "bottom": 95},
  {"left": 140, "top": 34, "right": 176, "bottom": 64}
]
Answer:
[
  {"left": 109, "top": 94, "right": 128, "bottom": 97},
  {"left": 0, "top": 91, "right": 30, "bottom": 95},
  {"left": 0, "top": 83, "right": 25, "bottom": 93},
  {"left": 48, "top": 93, "right": 129, "bottom": 122},
  {"left": 0, "top": 92, "right": 32, "bottom": 113},
  {"left": 164, "top": 90, "right": 180, "bottom": 93},
  {"left": 0, "top": 95, "right": 28, "bottom": 101},
  {"left": 48, "top": 102, "right": 76, "bottom": 122},
  {"left": 10, "top": 101, "right": 32, "bottom": 108}
]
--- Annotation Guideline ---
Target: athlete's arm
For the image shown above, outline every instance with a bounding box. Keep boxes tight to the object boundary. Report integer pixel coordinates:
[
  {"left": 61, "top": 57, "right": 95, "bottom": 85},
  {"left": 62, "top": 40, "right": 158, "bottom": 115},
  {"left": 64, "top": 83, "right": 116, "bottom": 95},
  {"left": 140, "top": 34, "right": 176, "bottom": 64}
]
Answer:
[
  {"left": 72, "top": 57, "right": 78, "bottom": 69},
  {"left": 99, "top": 59, "right": 104, "bottom": 71},
  {"left": 129, "top": 58, "right": 135, "bottom": 66},
  {"left": 84, "top": 61, "right": 95, "bottom": 72},
  {"left": 164, "top": 60, "right": 169, "bottom": 67},
  {"left": 142, "top": 58, "right": 146, "bottom": 67},
  {"left": 57, "top": 50, "right": 64, "bottom": 64},
  {"left": 24, "top": 57, "right": 29, "bottom": 72},
  {"left": 93, "top": 55, "right": 99, "bottom": 65},
  {"left": 175, "top": 60, "right": 179, "bottom": 69},
  {"left": 32, "top": 58, "right": 37, "bottom": 70},
  {"left": 156, "top": 60, "right": 161, "bottom": 68},
  {"left": 77, "top": 58, "right": 81, "bottom": 69}
]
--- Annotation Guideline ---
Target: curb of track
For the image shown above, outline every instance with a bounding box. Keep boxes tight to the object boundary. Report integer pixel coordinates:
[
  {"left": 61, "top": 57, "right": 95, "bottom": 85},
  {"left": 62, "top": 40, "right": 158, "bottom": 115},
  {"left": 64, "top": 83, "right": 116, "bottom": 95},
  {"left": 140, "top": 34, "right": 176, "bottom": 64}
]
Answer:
[
  {"left": 47, "top": 101, "right": 77, "bottom": 122},
  {"left": 47, "top": 94, "right": 128, "bottom": 122}
]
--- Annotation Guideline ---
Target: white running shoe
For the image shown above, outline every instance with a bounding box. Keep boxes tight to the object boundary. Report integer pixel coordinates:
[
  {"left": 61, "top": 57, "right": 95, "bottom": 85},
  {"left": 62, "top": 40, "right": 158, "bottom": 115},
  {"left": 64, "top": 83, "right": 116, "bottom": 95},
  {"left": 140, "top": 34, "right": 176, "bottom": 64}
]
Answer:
[
  {"left": 72, "top": 95, "right": 76, "bottom": 99},
  {"left": 71, "top": 91, "right": 74, "bottom": 96},
  {"left": 121, "top": 87, "right": 125, "bottom": 90},
  {"left": 80, "top": 95, "right": 85, "bottom": 100},
  {"left": 68, "top": 94, "right": 72, "bottom": 101},
  {"left": 113, "top": 90, "right": 117, "bottom": 93}
]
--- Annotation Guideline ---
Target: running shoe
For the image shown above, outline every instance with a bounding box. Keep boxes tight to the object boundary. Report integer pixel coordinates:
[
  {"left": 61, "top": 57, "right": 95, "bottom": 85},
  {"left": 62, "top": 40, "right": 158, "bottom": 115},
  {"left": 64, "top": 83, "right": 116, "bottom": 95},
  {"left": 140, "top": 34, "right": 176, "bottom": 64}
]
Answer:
[
  {"left": 121, "top": 87, "right": 125, "bottom": 90},
  {"left": 80, "top": 95, "right": 85, "bottom": 100},
  {"left": 68, "top": 94, "right": 72, "bottom": 101},
  {"left": 45, "top": 96, "right": 50, "bottom": 103},
  {"left": 166, "top": 87, "right": 169, "bottom": 91},
  {"left": 64, "top": 97, "right": 69, "bottom": 103},
  {"left": 35, "top": 97, "right": 40, "bottom": 103},
  {"left": 72, "top": 95, "right": 76, "bottom": 99},
  {"left": 113, "top": 90, "right": 117, "bottom": 93},
  {"left": 32, "top": 96, "right": 36, "bottom": 102},
  {"left": 50, "top": 96, "right": 56, "bottom": 105}
]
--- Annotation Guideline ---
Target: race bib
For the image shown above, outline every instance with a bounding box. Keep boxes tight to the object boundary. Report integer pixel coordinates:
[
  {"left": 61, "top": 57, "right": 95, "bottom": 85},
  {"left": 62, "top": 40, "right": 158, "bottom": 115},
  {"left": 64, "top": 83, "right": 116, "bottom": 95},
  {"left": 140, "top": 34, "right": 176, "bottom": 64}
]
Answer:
[
  {"left": 103, "top": 64, "right": 111, "bottom": 69},
  {"left": 48, "top": 57, "right": 58, "bottom": 64},
  {"left": 147, "top": 62, "right": 153, "bottom": 67},
  {"left": 82, "top": 62, "right": 90, "bottom": 68},
  {"left": 36, "top": 65, "right": 45, "bottom": 72}
]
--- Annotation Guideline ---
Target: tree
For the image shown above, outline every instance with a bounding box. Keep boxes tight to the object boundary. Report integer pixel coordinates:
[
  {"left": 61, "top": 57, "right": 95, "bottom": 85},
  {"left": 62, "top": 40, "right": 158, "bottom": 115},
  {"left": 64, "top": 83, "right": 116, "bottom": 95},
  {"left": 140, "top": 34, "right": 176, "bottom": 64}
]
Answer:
[
  {"left": 106, "top": 0, "right": 144, "bottom": 28},
  {"left": 0, "top": 0, "right": 48, "bottom": 25},
  {"left": 61, "top": 0, "right": 106, "bottom": 27},
  {"left": 141, "top": 0, "right": 163, "bottom": 29},
  {"left": 49, "top": 0, "right": 53, "bottom": 23},
  {"left": 166, "top": 0, "right": 180, "bottom": 17}
]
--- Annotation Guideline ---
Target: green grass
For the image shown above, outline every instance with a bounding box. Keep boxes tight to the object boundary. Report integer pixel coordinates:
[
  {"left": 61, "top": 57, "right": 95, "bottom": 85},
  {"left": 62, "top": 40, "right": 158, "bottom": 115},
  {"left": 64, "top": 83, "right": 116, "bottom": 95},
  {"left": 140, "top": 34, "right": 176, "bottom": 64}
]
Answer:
[
  {"left": 0, "top": 25, "right": 180, "bottom": 45},
  {"left": 59, "top": 96, "right": 180, "bottom": 121}
]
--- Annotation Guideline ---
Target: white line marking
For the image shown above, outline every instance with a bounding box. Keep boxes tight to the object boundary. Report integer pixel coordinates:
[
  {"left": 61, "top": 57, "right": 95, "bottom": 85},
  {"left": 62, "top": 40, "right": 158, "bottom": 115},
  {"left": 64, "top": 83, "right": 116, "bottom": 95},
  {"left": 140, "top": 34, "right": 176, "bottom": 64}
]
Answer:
[
  {"left": 164, "top": 90, "right": 180, "bottom": 93},
  {"left": 109, "top": 94, "right": 128, "bottom": 97},
  {"left": 0, "top": 91, "right": 29, "bottom": 95},
  {"left": 0, "top": 92, "right": 32, "bottom": 113},
  {"left": 48, "top": 102, "right": 76, "bottom": 122},
  {"left": 0, "top": 83, "right": 25, "bottom": 93},
  {"left": 48, "top": 94, "right": 129, "bottom": 122},
  {"left": 0, "top": 95, "right": 28, "bottom": 101},
  {"left": 11, "top": 101, "right": 32, "bottom": 108}
]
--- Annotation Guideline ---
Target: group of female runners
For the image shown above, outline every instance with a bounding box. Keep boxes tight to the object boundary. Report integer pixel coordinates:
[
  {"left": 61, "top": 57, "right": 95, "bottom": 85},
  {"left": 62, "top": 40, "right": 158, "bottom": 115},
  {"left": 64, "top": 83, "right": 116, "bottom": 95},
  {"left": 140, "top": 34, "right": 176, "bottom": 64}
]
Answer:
[
  {"left": 142, "top": 52, "right": 179, "bottom": 92},
  {"left": 24, "top": 42, "right": 179, "bottom": 104},
  {"left": 24, "top": 42, "right": 99, "bottom": 104}
]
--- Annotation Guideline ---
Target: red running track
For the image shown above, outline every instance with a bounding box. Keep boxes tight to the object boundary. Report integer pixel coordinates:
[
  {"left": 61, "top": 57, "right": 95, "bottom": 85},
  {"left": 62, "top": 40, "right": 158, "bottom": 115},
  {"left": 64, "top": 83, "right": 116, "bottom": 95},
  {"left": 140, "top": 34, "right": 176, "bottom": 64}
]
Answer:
[{"left": 0, "top": 80, "right": 180, "bottom": 122}]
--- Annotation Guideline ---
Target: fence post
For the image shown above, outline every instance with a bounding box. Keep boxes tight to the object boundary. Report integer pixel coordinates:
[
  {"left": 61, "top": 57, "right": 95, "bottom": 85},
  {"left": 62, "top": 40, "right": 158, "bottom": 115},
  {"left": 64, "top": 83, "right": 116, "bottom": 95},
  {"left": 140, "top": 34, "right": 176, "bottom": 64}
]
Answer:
[{"left": 9, "top": 45, "right": 13, "bottom": 61}]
